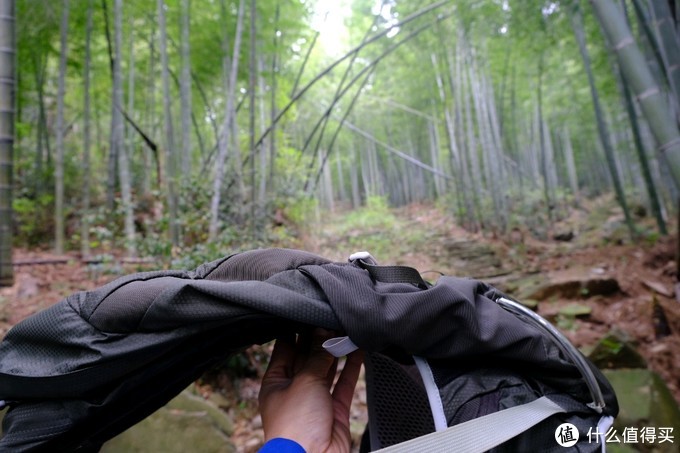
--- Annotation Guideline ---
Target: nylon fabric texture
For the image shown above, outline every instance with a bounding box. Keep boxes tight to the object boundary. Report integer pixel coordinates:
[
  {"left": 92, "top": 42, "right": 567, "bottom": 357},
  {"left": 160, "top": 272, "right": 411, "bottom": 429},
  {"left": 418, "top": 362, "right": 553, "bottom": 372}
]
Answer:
[{"left": 0, "top": 248, "right": 618, "bottom": 452}]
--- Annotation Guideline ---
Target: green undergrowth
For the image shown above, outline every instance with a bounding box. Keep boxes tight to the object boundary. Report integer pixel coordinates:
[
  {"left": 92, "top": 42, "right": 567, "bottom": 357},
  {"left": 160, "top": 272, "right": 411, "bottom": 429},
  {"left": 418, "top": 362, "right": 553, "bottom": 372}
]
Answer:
[{"left": 310, "top": 196, "right": 429, "bottom": 262}]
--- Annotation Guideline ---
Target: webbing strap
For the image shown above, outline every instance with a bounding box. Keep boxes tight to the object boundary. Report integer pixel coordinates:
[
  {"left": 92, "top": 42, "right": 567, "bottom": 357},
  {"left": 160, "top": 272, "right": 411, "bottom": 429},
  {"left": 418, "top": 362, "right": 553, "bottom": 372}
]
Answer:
[
  {"left": 356, "top": 260, "right": 429, "bottom": 289},
  {"left": 374, "top": 396, "right": 565, "bottom": 453},
  {"left": 348, "top": 250, "right": 429, "bottom": 289}
]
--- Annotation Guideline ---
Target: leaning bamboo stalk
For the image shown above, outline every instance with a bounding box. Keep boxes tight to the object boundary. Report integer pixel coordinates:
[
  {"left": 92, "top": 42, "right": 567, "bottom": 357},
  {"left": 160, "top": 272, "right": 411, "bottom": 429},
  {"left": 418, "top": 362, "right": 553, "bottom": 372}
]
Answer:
[
  {"left": 622, "top": 75, "right": 667, "bottom": 234},
  {"left": 590, "top": 0, "right": 680, "bottom": 187},
  {"left": 647, "top": 0, "right": 680, "bottom": 111}
]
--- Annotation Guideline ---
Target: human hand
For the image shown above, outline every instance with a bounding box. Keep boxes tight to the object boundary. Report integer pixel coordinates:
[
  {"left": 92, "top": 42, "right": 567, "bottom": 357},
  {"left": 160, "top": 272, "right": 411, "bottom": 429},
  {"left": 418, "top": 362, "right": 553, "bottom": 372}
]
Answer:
[{"left": 258, "top": 329, "right": 364, "bottom": 453}]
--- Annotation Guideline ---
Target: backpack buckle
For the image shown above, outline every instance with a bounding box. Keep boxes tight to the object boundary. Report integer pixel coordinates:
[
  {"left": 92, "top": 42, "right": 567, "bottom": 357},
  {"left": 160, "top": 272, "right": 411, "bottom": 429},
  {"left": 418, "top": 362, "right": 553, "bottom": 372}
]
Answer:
[{"left": 348, "top": 251, "right": 378, "bottom": 265}]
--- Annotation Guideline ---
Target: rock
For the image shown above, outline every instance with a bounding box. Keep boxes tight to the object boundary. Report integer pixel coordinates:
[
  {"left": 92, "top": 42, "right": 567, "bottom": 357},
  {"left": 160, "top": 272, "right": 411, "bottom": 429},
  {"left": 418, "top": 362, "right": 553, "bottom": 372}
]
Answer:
[
  {"left": 512, "top": 268, "right": 621, "bottom": 301},
  {"left": 602, "top": 369, "right": 680, "bottom": 453},
  {"left": 652, "top": 298, "right": 672, "bottom": 340},
  {"left": 441, "top": 239, "right": 512, "bottom": 278},
  {"left": 642, "top": 280, "right": 673, "bottom": 299},
  {"left": 101, "top": 390, "right": 235, "bottom": 452},
  {"left": 601, "top": 216, "right": 628, "bottom": 245},
  {"left": 16, "top": 275, "right": 39, "bottom": 299},
  {"left": 588, "top": 331, "right": 647, "bottom": 370},
  {"left": 558, "top": 303, "right": 591, "bottom": 317},
  {"left": 552, "top": 231, "right": 574, "bottom": 242}
]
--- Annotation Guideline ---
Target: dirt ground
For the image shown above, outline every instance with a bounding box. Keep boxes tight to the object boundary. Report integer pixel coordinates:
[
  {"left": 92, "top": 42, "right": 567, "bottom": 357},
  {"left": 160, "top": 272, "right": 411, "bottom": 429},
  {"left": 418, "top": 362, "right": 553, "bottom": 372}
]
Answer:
[
  {"left": 1, "top": 208, "right": 679, "bottom": 451},
  {"left": 531, "top": 235, "right": 680, "bottom": 404}
]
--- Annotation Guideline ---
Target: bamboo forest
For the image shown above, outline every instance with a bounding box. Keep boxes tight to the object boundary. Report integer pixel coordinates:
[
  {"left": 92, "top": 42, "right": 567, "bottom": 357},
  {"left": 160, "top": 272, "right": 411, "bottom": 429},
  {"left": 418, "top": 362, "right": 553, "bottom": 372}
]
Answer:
[{"left": 1, "top": 0, "right": 680, "bottom": 451}]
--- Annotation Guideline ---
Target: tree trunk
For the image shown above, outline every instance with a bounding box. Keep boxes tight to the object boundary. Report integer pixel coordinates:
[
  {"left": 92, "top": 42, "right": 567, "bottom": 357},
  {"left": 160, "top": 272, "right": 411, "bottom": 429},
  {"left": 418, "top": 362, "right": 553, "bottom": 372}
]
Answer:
[
  {"left": 32, "top": 53, "right": 49, "bottom": 197},
  {"left": 574, "top": 1, "right": 637, "bottom": 238},
  {"left": 562, "top": 128, "right": 581, "bottom": 207},
  {"left": 462, "top": 47, "right": 482, "bottom": 231},
  {"left": 257, "top": 57, "right": 268, "bottom": 205},
  {"left": 590, "top": 0, "right": 680, "bottom": 187},
  {"left": 431, "top": 51, "right": 464, "bottom": 221},
  {"left": 143, "top": 21, "right": 157, "bottom": 194},
  {"left": 647, "top": 0, "right": 680, "bottom": 111},
  {"left": 322, "top": 160, "right": 334, "bottom": 212},
  {"left": 451, "top": 39, "right": 475, "bottom": 227},
  {"left": 268, "top": 3, "right": 279, "bottom": 189},
  {"left": 116, "top": 0, "right": 135, "bottom": 257},
  {"left": 482, "top": 70, "right": 508, "bottom": 230},
  {"left": 158, "top": 0, "right": 180, "bottom": 247},
  {"left": 180, "top": 0, "right": 192, "bottom": 179},
  {"left": 81, "top": 0, "right": 94, "bottom": 258},
  {"left": 335, "top": 149, "right": 347, "bottom": 203},
  {"left": 469, "top": 52, "right": 504, "bottom": 232},
  {"left": 248, "top": 0, "right": 257, "bottom": 231},
  {"left": 350, "top": 140, "right": 361, "bottom": 208},
  {"left": 102, "top": 0, "right": 117, "bottom": 211},
  {"left": 537, "top": 52, "right": 554, "bottom": 223},
  {"left": 621, "top": 65, "right": 668, "bottom": 233},
  {"left": 0, "top": 0, "right": 15, "bottom": 286},
  {"left": 428, "top": 120, "right": 444, "bottom": 198},
  {"left": 209, "top": 0, "right": 245, "bottom": 241},
  {"left": 55, "top": 0, "right": 70, "bottom": 254}
]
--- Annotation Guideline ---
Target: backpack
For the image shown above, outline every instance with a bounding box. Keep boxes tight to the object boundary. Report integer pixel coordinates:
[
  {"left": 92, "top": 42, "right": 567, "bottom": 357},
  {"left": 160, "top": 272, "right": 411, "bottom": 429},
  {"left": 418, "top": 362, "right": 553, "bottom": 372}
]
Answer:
[{"left": 0, "top": 248, "right": 618, "bottom": 452}]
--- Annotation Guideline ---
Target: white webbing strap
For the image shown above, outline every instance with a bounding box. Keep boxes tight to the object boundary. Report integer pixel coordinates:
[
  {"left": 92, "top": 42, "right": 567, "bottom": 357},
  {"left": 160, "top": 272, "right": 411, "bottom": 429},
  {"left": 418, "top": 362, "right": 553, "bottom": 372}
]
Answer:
[
  {"left": 374, "top": 396, "right": 566, "bottom": 453},
  {"left": 322, "top": 336, "right": 359, "bottom": 357},
  {"left": 413, "top": 356, "right": 448, "bottom": 432}
]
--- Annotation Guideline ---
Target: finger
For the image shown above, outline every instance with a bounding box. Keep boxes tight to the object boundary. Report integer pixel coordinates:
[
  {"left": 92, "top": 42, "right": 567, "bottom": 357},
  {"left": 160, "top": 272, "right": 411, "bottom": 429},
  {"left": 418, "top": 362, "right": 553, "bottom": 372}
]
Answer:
[
  {"left": 325, "top": 357, "right": 339, "bottom": 387},
  {"left": 292, "top": 331, "right": 311, "bottom": 374},
  {"left": 299, "top": 328, "right": 336, "bottom": 379},
  {"left": 263, "top": 336, "right": 296, "bottom": 381},
  {"left": 331, "top": 350, "right": 364, "bottom": 418}
]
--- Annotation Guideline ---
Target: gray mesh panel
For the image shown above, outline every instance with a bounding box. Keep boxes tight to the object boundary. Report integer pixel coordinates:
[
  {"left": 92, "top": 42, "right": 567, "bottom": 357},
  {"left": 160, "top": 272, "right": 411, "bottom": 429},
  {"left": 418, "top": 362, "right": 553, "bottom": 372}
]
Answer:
[{"left": 364, "top": 352, "right": 435, "bottom": 449}]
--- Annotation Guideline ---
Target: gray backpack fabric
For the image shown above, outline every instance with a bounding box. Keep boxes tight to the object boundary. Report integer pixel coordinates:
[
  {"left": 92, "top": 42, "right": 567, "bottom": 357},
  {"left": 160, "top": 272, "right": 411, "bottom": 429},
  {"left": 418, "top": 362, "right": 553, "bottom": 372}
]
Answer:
[{"left": 0, "top": 248, "right": 618, "bottom": 452}]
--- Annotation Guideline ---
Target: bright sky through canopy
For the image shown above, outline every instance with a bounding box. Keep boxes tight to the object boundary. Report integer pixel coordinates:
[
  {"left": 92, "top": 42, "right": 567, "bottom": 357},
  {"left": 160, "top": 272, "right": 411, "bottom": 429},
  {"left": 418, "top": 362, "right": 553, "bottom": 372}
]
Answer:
[{"left": 312, "top": 0, "right": 352, "bottom": 57}]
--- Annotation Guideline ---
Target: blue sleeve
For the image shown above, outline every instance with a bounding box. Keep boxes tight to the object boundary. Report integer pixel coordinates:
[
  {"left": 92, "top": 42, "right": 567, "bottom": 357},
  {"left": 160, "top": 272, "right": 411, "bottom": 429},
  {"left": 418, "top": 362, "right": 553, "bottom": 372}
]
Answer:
[{"left": 258, "top": 437, "right": 306, "bottom": 453}]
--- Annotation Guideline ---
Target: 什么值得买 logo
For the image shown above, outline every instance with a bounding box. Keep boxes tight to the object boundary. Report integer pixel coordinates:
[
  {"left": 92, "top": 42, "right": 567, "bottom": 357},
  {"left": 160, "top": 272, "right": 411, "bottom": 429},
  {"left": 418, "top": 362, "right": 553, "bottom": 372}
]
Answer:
[{"left": 555, "top": 423, "right": 580, "bottom": 447}]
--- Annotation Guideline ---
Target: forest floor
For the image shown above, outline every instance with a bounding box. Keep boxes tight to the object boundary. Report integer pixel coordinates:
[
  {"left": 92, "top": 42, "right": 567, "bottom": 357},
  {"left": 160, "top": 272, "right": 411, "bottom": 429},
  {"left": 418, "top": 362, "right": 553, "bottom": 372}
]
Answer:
[{"left": 0, "top": 200, "right": 679, "bottom": 452}]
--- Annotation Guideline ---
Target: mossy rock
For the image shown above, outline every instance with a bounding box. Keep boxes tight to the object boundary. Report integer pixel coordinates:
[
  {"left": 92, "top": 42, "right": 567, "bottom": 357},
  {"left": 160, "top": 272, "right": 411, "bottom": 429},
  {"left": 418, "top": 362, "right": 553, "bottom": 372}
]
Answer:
[
  {"left": 530, "top": 278, "right": 620, "bottom": 300},
  {"left": 558, "top": 303, "right": 592, "bottom": 317},
  {"left": 602, "top": 369, "right": 680, "bottom": 453},
  {"left": 494, "top": 274, "right": 545, "bottom": 300},
  {"left": 101, "top": 390, "right": 235, "bottom": 453},
  {"left": 588, "top": 331, "right": 647, "bottom": 370}
]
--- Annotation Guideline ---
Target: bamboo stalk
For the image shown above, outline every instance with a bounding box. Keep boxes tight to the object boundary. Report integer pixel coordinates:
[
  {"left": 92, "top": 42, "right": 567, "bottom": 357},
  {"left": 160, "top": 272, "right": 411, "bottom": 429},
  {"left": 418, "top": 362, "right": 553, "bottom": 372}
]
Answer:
[
  {"left": 54, "top": 0, "right": 69, "bottom": 254},
  {"left": 0, "top": 0, "right": 14, "bottom": 286},
  {"left": 575, "top": 1, "right": 637, "bottom": 238},
  {"left": 82, "top": 0, "right": 93, "bottom": 259},
  {"left": 590, "top": 0, "right": 680, "bottom": 187}
]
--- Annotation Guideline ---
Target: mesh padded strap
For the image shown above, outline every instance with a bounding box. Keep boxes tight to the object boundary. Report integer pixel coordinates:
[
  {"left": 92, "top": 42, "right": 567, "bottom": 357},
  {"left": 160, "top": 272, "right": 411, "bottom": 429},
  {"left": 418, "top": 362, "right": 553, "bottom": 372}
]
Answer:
[{"left": 374, "top": 396, "right": 565, "bottom": 453}]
